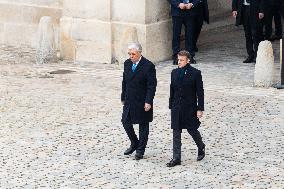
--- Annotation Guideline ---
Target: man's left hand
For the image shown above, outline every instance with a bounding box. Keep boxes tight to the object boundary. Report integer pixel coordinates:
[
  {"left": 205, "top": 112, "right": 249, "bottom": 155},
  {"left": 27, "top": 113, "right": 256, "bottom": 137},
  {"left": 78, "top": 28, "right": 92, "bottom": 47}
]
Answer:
[
  {"left": 259, "top": 13, "right": 264, "bottom": 19},
  {"left": 197, "top": 111, "right": 203, "bottom": 119},
  {"left": 144, "top": 103, "right": 152, "bottom": 112}
]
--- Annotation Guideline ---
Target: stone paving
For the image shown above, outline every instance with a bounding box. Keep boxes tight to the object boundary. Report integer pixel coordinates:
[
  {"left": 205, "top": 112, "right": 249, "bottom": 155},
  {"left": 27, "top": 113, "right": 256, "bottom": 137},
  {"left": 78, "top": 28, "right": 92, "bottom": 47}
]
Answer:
[{"left": 0, "top": 25, "right": 284, "bottom": 188}]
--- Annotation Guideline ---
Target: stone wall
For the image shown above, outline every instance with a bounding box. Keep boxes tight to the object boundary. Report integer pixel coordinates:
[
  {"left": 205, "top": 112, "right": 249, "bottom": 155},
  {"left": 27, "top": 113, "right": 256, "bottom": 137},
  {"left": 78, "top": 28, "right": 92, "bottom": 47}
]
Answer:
[
  {"left": 0, "top": 0, "right": 62, "bottom": 47},
  {"left": 0, "top": 0, "right": 231, "bottom": 64},
  {"left": 59, "top": 0, "right": 172, "bottom": 63}
]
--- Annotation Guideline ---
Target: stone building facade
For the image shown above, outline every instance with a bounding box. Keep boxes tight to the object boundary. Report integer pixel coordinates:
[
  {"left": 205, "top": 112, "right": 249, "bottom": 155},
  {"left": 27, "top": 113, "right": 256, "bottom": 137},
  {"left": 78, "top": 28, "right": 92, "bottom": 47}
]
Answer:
[{"left": 0, "top": 0, "right": 231, "bottom": 64}]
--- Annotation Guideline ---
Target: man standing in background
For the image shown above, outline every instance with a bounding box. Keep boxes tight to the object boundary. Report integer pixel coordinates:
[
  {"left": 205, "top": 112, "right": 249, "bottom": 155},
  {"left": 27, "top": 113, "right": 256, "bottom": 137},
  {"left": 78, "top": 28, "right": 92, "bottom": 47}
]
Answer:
[
  {"left": 169, "top": 0, "right": 209, "bottom": 65},
  {"left": 262, "top": 0, "right": 282, "bottom": 41},
  {"left": 232, "top": 0, "right": 265, "bottom": 63}
]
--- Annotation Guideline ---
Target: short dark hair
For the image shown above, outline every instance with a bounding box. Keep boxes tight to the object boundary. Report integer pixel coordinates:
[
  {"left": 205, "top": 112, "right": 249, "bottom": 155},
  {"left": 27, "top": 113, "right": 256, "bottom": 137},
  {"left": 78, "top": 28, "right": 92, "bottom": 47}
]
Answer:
[{"left": 178, "top": 50, "right": 191, "bottom": 59}]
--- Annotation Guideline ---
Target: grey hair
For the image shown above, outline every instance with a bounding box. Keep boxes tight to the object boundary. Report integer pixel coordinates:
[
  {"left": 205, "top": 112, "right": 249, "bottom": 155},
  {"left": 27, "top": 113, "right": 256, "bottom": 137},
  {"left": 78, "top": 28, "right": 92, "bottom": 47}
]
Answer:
[{"left": 127, "top": 43, "right": 142, "bottom": 53}]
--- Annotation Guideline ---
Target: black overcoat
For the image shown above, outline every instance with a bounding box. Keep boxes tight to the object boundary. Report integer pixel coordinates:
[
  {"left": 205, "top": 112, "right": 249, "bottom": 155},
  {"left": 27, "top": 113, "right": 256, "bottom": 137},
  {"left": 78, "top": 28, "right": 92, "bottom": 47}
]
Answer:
[
  {"left": 169, "top": 64, "right": 204, "bottom": 130},
  {"left": 232, "top": 0, "right": 265, "bottom": 26},
  {"left": 121, "top": 57, "right": 157, "bottom": 124}
]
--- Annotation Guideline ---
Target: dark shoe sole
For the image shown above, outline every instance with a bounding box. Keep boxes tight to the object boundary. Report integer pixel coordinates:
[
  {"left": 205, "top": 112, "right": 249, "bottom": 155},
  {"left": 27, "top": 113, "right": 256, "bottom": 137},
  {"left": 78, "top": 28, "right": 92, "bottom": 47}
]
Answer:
[
  {"left": 197, "top": 154, "right": 205, "bottom": 161},
  {"left": 166, "top": 162, "right": 181, "bottom": 167},
  {"left": 134, "top": 154, "right": 143, "bottom": 160},
  {"left": 124, "top": 147, "right": 137, "bottom": 155}
]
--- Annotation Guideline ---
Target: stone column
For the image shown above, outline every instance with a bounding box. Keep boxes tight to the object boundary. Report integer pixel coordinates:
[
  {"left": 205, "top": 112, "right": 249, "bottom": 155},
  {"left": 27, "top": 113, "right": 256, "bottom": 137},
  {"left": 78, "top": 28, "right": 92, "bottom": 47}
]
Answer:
[{"left": 112, "top": 0, "right": 171, "bottom": 64}]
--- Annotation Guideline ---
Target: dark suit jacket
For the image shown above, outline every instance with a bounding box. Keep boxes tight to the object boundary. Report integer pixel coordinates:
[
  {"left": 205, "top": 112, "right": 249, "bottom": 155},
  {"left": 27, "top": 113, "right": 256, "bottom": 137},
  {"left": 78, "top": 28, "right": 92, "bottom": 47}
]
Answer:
[
  {"left": 232, "top": 0, "right": 265, "bottom": 26},
  {"left": 267, "top": 0, "right": 281, "bottom": 6},
  {"left": 169, "top": 0, "right": 209, "bottom": 23},
  {"left": 121, "top": 56, "right": 157, "bottom": 124},
  {"left": 169, "top": 64, "right": 204, "bottom": 130}
]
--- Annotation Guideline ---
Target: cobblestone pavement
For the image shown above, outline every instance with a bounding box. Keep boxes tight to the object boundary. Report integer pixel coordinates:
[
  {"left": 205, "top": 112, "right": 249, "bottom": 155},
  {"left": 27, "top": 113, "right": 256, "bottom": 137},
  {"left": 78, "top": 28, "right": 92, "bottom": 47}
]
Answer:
[{"left": 0, "top": 25, "right": 283, "bottom": 188}]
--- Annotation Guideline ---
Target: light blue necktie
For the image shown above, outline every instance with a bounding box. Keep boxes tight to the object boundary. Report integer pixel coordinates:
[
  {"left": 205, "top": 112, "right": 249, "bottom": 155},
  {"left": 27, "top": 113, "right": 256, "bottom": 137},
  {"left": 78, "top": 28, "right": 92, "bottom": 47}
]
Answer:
[{"left": 132, "top": 63, "right": 137, "bottom": 72}]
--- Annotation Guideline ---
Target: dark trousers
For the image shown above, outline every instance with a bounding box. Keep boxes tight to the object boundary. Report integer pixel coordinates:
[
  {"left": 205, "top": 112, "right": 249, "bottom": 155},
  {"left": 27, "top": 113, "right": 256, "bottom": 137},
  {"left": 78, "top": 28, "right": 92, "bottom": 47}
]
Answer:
[
  {"left": 242, "top": 6, "right": 262, "bottom": 58},
  {"left": 263, "top": 5, "right": 282, "bottom": 38},
  {"left": 193, "top": 19, "right": 204, "bottom": 50},
  {"left": 172, "top": 15, "right": 203, "bottom": 59},
  {"left": 172, "top": 129, "right": 204, "bottom": 160},
  {"left": 123, "top": 122, "right": 149, "bottom": 155}
]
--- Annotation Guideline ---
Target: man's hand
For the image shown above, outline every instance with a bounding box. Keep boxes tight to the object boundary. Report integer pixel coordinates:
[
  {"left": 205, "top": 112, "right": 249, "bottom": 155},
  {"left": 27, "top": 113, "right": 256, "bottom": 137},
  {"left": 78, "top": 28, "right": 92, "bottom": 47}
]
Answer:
[
  {"left": 259, "top": 13, "right": 264, "bottom": 19},
  {"left": 144, "top": 103, "right": 152, "bottom": 112},
  {"left": 178, "top": 3, "right": 186, "bottom": 9},
  {"left": 232, "top": 11, "right": 238, "bottom": 18},
  {"left": 185, "top": 3, "right": 193, "bottom": 9},
  {"left": 197, "top": 111, "right": 203, "bottom": 119}
]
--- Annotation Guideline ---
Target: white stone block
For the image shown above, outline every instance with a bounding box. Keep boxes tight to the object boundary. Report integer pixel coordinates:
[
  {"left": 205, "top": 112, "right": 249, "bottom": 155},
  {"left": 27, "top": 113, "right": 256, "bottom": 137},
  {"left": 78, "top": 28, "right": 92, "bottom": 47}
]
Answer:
[
  {"left": 0, "top": 3, "right": 23, "bottom": 23},
  {"left": 0, "top": 23, "right": 4, "bottom": 44},
  {"left": 71, "top": 19, "right": 111, "bottom": 43},
  {"left": 59, "top": 17, "right": 75, "bottom": 60},
  {"left": 254, "top": 40, "right": 275, "bottom": 87},
  {"left": 0, "top": 0, "right": 62, "bottom": 7},
  {"left": 22, "top": 5, "right": 62, "bottom": 25},
  {"left": 75, "top": 41, "right": 111, "bottom": 64},
  {"left": 145, "top": 0, "right": 170, "bottom": 24},
  {"left": 3, "top": 23, "right": 37, "bottom": 47},
  {"left": 36, "top": 16, "right": 57, "bottom": 64},
  {"left": 145, "top": 20, "right": 172, "bottom": 62},
  {"left": 62, "top": 0, "right": 110, "bottom": 21},
  {"left": 112, "top": 23, "right": 146, "bottom": 64},
  {"left": 112, "top": 0, "right": 145, "bottom": 24}
]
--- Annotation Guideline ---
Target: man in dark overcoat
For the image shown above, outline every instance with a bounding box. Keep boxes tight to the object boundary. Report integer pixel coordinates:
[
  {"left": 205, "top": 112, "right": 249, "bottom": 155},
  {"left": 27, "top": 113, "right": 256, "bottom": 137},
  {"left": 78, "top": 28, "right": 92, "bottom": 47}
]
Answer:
[
  {"left": 192, "top": 0, "right": 209, "bottom": 53},
  {"left": 167, "top": 50, "right": 205, "bottom": 167},
  {"left": 262, "top": 0, "right": 282, "bottom": 41},
  {"left": 121, "top": 43, "right": 157, "bottom": 160},
  {"left": 232, "top": 0, "right": 265, "bottom": 63},
  {"left": 169, "top": 0, "right": 209, "bottom": 65}
]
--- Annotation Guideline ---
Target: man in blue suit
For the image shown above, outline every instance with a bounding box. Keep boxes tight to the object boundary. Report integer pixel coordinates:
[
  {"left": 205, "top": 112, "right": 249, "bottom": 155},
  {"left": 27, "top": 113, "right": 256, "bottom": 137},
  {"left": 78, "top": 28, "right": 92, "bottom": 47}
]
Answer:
[
  {"left": 169, "top": 0, "right": 209, "bottom": 65},
  {"left": 121, "top": 43, "right": 157, "bottom": 160}
]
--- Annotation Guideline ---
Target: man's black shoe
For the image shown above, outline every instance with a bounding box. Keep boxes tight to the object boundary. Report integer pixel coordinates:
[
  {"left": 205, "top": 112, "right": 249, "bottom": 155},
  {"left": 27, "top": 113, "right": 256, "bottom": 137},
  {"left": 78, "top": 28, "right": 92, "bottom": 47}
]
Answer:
[
  {"left": 166, "top": 159, "right": 181, "bottom": 167},
  {"left": 190, "top": 58, "right": 197, "bottom": 64},
  {"left": 197, "top": 145, "right": 205, "bottom": 161},
  {"left": 134, "top": 153, "right": 143, "bottom": 160},
  {"left": 124, "top": 146, "right": 137, "bottom": 155},
  {"left": 243, "top": 56, "right": 255, "bottom": 63}
]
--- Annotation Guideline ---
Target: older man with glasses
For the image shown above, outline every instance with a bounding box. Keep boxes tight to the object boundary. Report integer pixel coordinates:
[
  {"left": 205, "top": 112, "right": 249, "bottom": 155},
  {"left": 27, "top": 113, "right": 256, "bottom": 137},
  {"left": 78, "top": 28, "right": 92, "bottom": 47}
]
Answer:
[{"left": 121, "top": 43, "right": 157, "bottom": 160}]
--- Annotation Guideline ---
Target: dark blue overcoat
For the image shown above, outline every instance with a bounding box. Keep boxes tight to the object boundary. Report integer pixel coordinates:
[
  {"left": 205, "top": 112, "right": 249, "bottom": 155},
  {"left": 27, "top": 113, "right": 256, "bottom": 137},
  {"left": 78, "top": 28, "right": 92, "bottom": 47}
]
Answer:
[
  {"left": 121, "top": 57, "right": 157, "bottom": 124},
  {"left": 169, "top": 64, "right": 204, "bottom": 130},
  {"left": 232, "top": 0, "right": 265, "bottom": 27}
]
